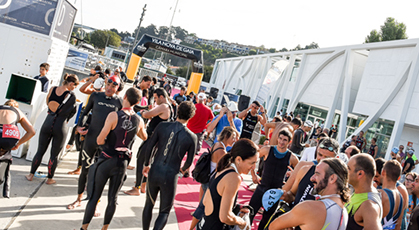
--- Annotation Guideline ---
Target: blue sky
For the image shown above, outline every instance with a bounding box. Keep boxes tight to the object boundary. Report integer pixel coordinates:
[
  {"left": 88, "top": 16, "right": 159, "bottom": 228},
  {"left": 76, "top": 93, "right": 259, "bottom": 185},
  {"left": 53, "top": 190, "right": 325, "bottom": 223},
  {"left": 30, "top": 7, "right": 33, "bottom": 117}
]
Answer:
[{"left": 72, "top": 0, "right": 419, "bottom": 50}]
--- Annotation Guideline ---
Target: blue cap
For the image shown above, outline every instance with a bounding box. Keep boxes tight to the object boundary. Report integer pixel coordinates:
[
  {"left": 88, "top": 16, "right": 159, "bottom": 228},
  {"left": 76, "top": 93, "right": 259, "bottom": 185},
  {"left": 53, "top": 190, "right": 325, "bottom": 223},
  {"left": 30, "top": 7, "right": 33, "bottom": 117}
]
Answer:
[
  {"left": 262, "top": 188, "right": 284, "bottom": 211},
  {"left": 391, "top": 147, "right": 399, "bottom": 154}
]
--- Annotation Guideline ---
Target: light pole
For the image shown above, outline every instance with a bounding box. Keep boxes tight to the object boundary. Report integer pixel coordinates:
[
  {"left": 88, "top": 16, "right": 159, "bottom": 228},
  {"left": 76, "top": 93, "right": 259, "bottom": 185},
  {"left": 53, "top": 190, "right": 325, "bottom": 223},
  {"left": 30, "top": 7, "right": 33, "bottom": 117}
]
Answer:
[{"left": 130, "top": 4, "right": 147, "bottom": 58}]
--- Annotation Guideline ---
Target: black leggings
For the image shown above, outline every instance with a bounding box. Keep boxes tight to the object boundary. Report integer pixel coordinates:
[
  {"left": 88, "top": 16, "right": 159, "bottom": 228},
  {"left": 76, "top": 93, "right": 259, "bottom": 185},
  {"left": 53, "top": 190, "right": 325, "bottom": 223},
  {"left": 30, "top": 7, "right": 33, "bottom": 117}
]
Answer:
[
  {"left": 134, "top": 140, "right": 150, "bottom": 187},
  {"left": 142, "top": 169, "right": 178, "bottom": 230},
  {"left": 0, "top": 160, "right": 11, "bottom": 198},
  {"left": 82, "top": 157, "right": 127, "bottom": 225},
  {"left": 78, "top": 131, "right": 100, "bottom": 195},
  {"left": 249, "top": 185, "right": 280, "bottom": 230},
  {"left": 30, "top": 114, "right": 67, "bottom": 179}
]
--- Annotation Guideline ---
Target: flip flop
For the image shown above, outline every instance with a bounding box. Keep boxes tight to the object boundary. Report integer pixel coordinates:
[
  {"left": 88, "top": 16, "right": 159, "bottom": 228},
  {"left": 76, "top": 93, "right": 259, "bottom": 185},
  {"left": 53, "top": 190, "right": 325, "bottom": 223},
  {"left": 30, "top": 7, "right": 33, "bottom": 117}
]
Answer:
[{"left": 67, "top": 201, "right": 81, "bottom": 210}]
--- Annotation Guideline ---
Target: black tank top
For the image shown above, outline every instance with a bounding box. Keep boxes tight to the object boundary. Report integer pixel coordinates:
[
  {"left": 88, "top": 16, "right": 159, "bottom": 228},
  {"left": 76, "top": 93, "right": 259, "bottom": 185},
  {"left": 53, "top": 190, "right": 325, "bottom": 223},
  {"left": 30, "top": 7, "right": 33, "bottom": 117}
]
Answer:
[
  {"left": 240, "top": 112, "right": 258, "bottom": 139},
  {"left": 260, "top": 147, "right": 291, "bottom": 188},
  {"left": 48, "top": 87, "right": 70, "bottom": 104},
  {"left": 294, "top": 164, "right": 316, "bottom": 205},
  {"left": 102, "top": 110, "right": 140, "bottom": 158},
  {"left": 355, "top": 136, "right": 364, "bottom": 149},
  {"left": 200, "top": 169, "right": 237, "bottom": 230},
  {"left": 146, "top": 103, "right": 170, "bottom": 136},
  {"left": 369, "top": 144, "right": 377, "bottom": 157}
]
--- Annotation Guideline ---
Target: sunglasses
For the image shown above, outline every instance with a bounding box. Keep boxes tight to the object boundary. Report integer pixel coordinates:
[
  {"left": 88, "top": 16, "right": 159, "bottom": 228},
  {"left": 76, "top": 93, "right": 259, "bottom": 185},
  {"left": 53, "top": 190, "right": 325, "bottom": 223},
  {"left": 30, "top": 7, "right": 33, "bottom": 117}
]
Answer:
[
  {"left": 319, "top": 143, "right": 336, "bottom": 153},
  {"left": 406, "top": 178, "right": 414, "bottom": 183},
  {"left": 108, "top": 79, "right": 119, "bottom": 86}
]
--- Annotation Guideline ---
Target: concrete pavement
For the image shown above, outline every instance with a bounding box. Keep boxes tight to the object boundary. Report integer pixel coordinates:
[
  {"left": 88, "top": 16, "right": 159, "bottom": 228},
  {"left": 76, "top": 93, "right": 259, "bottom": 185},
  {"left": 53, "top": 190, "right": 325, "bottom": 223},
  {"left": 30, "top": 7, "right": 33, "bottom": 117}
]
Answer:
[{"left": 0, "top": 137, "right": 180, "bottom": 230}]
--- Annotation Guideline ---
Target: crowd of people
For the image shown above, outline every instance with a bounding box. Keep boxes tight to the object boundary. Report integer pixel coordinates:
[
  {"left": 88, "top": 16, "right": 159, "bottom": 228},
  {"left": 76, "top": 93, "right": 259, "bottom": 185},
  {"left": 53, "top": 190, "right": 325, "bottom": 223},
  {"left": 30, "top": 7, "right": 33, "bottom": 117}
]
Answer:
[{"left": 0, "top": 62, "right": 418, "bottom": 230}]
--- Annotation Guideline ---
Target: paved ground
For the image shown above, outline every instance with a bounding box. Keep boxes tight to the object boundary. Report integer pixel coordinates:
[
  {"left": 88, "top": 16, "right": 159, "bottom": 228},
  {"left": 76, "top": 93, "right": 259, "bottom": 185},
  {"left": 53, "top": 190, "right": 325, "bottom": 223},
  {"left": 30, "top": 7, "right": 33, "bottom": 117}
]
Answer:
[{"left": 0, "top": 138, "right": 180, "bottom": 230}]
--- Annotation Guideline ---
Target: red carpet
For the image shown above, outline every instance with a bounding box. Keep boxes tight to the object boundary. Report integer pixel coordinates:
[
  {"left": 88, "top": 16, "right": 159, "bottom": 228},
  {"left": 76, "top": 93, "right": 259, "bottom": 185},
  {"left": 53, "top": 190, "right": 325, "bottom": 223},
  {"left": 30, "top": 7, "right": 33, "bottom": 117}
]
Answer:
[{"left": 174, "top": 142, "right": 261, "bottom": 230}]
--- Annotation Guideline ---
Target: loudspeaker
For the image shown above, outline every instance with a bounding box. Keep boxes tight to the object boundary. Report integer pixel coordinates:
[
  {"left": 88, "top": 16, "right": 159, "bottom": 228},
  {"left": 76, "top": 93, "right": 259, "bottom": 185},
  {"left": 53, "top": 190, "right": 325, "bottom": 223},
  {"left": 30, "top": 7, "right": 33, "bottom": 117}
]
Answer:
[
  {"left": 209, "top": 87, "right": 219, "bottom": 98},
  {"left": 238, "top": 95, "right": 250, "bottom": 111}
]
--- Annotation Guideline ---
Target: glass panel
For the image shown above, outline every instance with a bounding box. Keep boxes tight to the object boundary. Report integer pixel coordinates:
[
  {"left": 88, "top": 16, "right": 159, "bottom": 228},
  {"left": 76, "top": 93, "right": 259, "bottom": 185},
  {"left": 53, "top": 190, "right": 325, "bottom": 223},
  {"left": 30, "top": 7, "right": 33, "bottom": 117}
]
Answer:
[
  {"left": 270, "top": 97, "right": 280, "bottom": 118},
  {"left": 308, "top": 106, "right": 328, "bottom": 119},
  {"left": 293, "top": 103, "right": 310, "bottom": 121}
]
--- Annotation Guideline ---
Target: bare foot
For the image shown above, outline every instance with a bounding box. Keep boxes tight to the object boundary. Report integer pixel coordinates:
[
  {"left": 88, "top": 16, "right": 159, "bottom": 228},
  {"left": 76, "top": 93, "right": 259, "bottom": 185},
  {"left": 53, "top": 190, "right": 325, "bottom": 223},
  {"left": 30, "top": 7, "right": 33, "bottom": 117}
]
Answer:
[
  {"left": 140, "top": 183, "right": 146, "bottom": 193},
  {"left": 68, "top": 168, "right": 81, "bottom": 175},
  {"left": 127, "top": 165, "right": 135, "bottom": 170},
  {"left": 25, "top": 174, "right": 34, "bottom": 181},
  {"left": 46, "top": 179, "right": 56, "bottom": 185},
  {"left": 94, "top": 208, "right": 101, "bottom": 217},
  {"left": 67, "top": 200, "right": 81, "bottom": 210},
  {"left": 124, "top": 187, "right": 140, "bottom": 196}
]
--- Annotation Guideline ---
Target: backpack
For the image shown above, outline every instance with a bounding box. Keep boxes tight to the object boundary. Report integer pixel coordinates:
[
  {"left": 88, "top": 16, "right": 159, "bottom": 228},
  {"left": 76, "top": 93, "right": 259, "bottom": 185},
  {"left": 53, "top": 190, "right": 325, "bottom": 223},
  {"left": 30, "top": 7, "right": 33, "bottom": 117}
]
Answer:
[{"left": 192, "top": 146, "right": 224, "bottom": 184}]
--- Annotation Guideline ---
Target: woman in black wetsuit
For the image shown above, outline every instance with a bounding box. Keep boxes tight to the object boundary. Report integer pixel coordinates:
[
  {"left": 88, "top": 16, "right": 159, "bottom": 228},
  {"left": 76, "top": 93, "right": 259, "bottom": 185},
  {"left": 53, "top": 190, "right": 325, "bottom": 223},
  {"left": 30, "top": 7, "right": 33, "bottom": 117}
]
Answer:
[
  {"left": 80, "top": 87, "right": 147, "bottom": 230},
  {"left": 26, "top": 74, "right": 79, "bottom": 185},
  {"left": 198, "top": 139, "right": 259, "bottom": 230}
]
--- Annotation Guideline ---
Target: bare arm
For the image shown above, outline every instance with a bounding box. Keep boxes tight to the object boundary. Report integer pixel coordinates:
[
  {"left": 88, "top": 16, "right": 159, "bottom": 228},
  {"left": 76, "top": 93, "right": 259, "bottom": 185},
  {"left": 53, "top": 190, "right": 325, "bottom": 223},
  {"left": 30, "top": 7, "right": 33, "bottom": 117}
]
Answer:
[
  {"left": 219, "top": 174, "right": 246, "bottom": 227},
  {"left": 269, "top": 202, "right": 315, "bottom": 229},
  {"left": 96, "top": 112, "right": 117, "bottom": 145},
  {"left": 282, "top": 161, "right": 310, "bottom": 191},
  {"left": 141, "top": 104, "right": 167, "bottom": 119},
  {"left": 136, "top": 118, "right": 147, "bottom": 141},
  {"left": 264, "top": 122, "right": 276, "bottom": 139},
  {"left": 12, "top": 113, "right": 36, "bottom": 150},
  {"left": 238, "top": 106, "right": 251, "bottom": 119},
  {"left": 206, "top": 108, "right": 226, "bottom": 134},
  {"left": 374, "top": 145, "right": 379, "bottom": 158},
  {"left": 46, "top": 87, "right": 53, "bottom": 105},
  {"left": 359, "top": 201, "right": 382, "bottom": 230},
  {"left": 79, "top": 75, "right": 98, "bottom": 95},
  {"left": 290, "top": 153, "right": 300, "bottom": 168}
]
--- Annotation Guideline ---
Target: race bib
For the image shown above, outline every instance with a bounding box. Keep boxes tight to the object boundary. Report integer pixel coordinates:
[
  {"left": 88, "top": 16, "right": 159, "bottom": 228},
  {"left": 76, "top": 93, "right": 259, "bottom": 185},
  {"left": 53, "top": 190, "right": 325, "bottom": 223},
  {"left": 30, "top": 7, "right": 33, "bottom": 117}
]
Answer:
[{"left": 2, "top": 124, "right": 20, "bottom": 139}]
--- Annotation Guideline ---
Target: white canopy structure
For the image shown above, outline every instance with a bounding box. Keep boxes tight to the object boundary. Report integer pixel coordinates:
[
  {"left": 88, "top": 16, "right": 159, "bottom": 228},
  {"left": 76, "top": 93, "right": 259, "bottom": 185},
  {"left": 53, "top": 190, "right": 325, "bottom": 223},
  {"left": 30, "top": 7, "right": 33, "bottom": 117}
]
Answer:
[{"left": 209, "top": 38, "right": 419, "bottom": 160}]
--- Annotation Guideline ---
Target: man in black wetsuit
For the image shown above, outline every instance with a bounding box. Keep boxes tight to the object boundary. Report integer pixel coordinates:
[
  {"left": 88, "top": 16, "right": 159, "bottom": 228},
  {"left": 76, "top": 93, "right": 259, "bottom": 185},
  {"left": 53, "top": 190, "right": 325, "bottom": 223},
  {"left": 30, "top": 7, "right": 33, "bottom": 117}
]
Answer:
[
  {"left": 249, "top": 129, "right": 299, "bottom": 229},
  {"left": 281, "top": 137, "right": 339, "bottom": 207},
  {"left": 238, "top": 101, "right": 266, "bottom": 140},
  {"left": 124, "top": 88, "right": 172, "bottom": 196},
  {"left": 80, "top": 87, "right": 147, "bottom": 230},
  {"left": 67, "top": 75, "right": 123, "bottom": 210},
  {"left": 142, "top": 101, "right": 197, "bottom": 230},
  {"left": 289, "top": 120, "right": 313, "bottom": 156}
]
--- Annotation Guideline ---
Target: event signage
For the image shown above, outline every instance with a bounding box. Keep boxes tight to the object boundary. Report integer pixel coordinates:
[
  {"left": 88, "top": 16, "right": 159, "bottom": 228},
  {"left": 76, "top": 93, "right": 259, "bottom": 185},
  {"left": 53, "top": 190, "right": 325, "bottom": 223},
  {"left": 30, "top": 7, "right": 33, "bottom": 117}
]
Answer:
[
  {"left": 53, "top": 0, "right": 77, "bottom": 42},
  {"left": 133, "top": 34, "right": 204, "bottom": 73},
  {"left": 0, "top": 0, "right": 58, "bottom": 35},
  {"left": 256, "top": 60, "right": 289, "bottom": 105},
  {"left": 65, "top": 48, "right": 89, "bottom": 71}
]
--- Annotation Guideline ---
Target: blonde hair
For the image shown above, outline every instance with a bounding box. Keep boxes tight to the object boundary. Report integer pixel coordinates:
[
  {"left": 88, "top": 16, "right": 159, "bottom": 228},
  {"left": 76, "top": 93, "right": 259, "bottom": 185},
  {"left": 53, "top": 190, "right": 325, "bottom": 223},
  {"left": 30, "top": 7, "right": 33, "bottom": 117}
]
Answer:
[{"left": 4, "top": 99, "right": 19, "bottom": 108}]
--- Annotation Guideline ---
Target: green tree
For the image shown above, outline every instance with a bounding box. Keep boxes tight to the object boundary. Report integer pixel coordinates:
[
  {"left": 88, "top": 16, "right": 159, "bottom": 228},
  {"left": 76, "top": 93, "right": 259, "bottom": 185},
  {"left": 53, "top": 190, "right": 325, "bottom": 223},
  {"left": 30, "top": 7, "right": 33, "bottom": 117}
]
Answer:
[
  {"left": 249, "top": 49, "right": 257, "bottom": 55},
  {"left": 269, "top": 48, "right": 276, "bottom": 53},
  {"left": 203, "top": 65, "right": 213, "bottom": 83},
  {"left": 365, "top": 17, "right": 408, "bottom": 43},
  {"left": 158, "top": 26, "right": 170, "bottom": 39},
  {"left": 90, "top": 30, "right": 121, "bottom": 49},
  {"left": 365, "top": 29, "right": 381, "bottom": 43},
  {"left": 279, "top": 48, "right": 288, "bottom": 52},
  {"left": 176, "top": 66, "right": 189, "bottom": 78},
  {"left": 166, "top": 67, "right": 174, "bottom": 75},
  {"left": 173, "top": 26, "right": 188, "bottom": 40},
  {"left": 381, "top": 17, "right": 407, "bottom": 41},
  {"left": 304, "top": 42, "right": 319, "bottom": 49}
]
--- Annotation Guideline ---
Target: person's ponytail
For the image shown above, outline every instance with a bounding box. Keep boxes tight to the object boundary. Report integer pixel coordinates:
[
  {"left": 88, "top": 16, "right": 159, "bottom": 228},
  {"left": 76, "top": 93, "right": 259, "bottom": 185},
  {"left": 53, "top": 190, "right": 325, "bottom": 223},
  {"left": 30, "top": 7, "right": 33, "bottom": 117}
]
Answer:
[{"left": 216, "top": 153, "right": 232, "bottom": 172}]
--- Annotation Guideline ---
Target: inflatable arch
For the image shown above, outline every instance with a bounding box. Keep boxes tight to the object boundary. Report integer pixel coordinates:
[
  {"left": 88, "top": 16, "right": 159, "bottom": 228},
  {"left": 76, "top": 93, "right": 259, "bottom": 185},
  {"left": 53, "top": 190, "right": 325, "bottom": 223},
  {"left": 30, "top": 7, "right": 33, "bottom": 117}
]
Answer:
[{"left": 126, "top": 34, "right": 204, "bottom": 94}]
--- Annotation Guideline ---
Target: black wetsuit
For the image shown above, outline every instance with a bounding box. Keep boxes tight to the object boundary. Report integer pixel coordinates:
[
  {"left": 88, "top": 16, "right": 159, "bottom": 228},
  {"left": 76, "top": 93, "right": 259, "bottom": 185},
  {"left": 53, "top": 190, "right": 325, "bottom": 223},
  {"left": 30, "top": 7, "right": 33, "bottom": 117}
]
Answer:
[
  {"left": 293, "top": 164, "right": 317, "bottom": 230},
  {"left": 240, "top": 112, "right": 258, "bottom": 139},
  {"left": 134, "top": 104, "right": 171, "bottom": 188},
  {"left": 249, "top": 147, "right": 291, "bottom": 230},
  {"left": 83, "top": 110, "right": 140, "bottom": 226},
  {"left": 30, "top": 87, "right": 76, "bottom": 178},
  {"left": 142, "top": 121, "right": 197, "bottom": 230},
  {"left": 0, "top": 105, "right": 21, "bottom": 198},
  {"left": 199, "top": 169, "right": 237, "bottom": 230},
  {"left": 294, "top": 164, "right": 316, "bottom": 205},
  {"left": 76, "top": 92, "right": 122, "bottom": 195}
]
